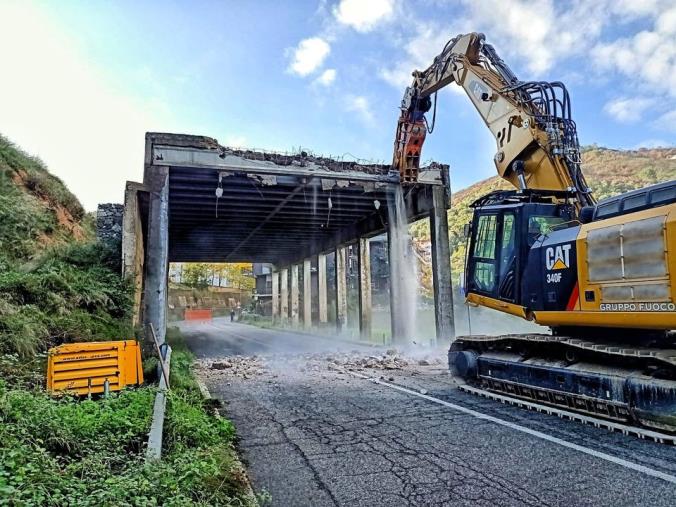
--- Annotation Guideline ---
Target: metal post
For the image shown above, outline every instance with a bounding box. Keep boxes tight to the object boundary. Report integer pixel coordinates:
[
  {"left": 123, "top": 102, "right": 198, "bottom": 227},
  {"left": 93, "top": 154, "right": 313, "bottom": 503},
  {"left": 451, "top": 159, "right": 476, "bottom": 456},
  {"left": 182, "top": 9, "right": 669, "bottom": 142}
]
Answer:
[
  {"left": 430, "top": 185, "right": 455, "bottom": 343},
  {"left": 303, "top": 259, "right": 312, "bottom": 329},
  {"left": 335, "top": 246, "right": 348, "bottom": 332},
  {"left": 358, "top": 237, "right": 372, "bottom": 340},
  {"left": 318, "top": 253, "right": 328, "bottom": 324},
  {"left": 143, "top": 166, "right": 169, "bottom": 345}
]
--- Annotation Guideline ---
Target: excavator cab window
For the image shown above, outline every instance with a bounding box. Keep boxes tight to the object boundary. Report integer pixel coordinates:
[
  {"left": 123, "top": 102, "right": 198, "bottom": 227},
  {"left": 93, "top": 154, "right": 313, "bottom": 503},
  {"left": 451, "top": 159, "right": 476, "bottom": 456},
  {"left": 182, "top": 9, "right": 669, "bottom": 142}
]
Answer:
[
  {"left": 471, "top": 214, "right": 498, "bottom": 293},
  {"left": 466, "top": 203, "right": 574, "bottom": 306}
]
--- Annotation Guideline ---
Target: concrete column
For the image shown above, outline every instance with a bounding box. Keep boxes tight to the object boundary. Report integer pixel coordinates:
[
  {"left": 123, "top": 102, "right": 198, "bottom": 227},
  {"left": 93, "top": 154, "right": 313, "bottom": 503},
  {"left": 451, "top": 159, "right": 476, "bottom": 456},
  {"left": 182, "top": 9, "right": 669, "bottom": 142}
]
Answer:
[
  {"left": 430, "top": 185, "right": 455, "bottom": 342},
  {"left": 122, "top": 182, "right": 146, "bottom": 327},
  {"left": 358, "top": 237, "right": 372, "bottom": 340},
  {"left": 143, "top": 166, "right": 169, "bottom": 345},
  {"left": 280, "top": 267, "right": 289, "bottom": 322},
  {"left": 271, "top": 270, "right": 279, "bottom": 322},
  {"left": 387, "top": 195, "right": 405, "bottom": 343},
  {"left": 291, "top": 264, "right": 299, "bottom": 326},
  {"left": 335, "top": 246, "right": 348, "bottom": 332},
  {"left": 318, "top": 253, "right": 328, "bottom": 324},
  {"left": 303, "top": 259, "right": 312, "bottom": 329}
]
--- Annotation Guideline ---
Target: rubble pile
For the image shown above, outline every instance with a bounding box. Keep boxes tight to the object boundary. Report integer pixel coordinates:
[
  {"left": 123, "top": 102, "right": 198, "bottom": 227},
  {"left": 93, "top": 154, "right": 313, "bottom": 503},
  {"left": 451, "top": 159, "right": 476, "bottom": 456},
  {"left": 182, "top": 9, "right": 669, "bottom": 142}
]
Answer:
[{"left": 195, "top": 355, "right": 265, "bottom": 380}]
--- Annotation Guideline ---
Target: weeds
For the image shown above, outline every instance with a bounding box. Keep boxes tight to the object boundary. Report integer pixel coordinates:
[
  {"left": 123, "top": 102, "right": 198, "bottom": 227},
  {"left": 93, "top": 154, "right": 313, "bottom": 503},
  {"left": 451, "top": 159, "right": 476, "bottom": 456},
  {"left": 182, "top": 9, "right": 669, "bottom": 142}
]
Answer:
[{"left": 0, "top": 241, "right": 133, "bottom": 357}]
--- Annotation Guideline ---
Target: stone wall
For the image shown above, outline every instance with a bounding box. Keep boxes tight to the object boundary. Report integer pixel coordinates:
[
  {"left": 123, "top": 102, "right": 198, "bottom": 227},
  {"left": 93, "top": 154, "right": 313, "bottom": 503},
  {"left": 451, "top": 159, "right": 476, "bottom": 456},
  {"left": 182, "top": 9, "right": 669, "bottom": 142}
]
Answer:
[{"left": 96, "top": 203, "right": 124, "bottom": 246}]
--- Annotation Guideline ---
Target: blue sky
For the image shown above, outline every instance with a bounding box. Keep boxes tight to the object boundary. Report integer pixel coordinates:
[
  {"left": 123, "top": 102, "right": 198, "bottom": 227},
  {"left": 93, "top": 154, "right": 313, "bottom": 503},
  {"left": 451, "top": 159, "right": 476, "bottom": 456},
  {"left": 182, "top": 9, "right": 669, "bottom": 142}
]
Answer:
[{"left": 1, "top": 0, "right": 675, "bottom": 210}]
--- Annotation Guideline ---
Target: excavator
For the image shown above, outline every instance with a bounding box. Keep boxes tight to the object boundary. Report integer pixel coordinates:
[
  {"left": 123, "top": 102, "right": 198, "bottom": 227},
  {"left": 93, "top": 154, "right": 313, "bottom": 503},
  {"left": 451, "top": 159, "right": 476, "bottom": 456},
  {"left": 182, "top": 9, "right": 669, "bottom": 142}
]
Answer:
[{"left": 393, "top": 32, "right": 676, "bottom": 433}]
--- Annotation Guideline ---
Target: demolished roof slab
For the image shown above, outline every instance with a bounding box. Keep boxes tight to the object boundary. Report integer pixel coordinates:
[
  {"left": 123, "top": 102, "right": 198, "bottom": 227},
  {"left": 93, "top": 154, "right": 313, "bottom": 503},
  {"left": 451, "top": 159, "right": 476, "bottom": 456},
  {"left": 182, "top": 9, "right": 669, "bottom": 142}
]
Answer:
[{"left": 143, "top": 132, "right": 450, "bottom": 264}]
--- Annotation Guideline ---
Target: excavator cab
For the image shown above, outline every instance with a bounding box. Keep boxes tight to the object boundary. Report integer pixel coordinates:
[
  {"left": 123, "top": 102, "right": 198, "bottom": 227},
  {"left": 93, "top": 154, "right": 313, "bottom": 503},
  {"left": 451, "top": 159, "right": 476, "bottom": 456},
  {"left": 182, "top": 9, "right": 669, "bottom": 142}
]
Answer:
[{"left": 464, "top": 191, "right": 575, "bottom": 308}]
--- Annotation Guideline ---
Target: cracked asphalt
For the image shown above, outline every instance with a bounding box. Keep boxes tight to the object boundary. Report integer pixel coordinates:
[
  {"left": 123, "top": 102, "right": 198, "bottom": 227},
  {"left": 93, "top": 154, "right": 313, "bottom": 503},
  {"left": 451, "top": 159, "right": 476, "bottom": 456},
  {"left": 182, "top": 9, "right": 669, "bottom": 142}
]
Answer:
[{"left": 180, "top": 318, "right": 676, "bottom": 507}]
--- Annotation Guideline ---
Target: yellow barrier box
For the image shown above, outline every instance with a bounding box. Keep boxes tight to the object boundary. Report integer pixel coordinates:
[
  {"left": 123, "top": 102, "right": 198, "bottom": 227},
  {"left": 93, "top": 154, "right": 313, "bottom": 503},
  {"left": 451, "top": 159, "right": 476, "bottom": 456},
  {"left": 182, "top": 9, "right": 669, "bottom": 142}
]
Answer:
[{"left": 47, "top": 340, "right": 143, "bottom": 395}]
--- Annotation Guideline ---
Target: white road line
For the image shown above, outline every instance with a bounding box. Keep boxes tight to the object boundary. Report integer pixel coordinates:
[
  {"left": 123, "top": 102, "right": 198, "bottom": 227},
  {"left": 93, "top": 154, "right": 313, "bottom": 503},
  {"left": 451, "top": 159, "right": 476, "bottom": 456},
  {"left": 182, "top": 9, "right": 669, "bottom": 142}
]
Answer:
[{"left": 346, "top": 370, "right": 676, "bottom": 485}]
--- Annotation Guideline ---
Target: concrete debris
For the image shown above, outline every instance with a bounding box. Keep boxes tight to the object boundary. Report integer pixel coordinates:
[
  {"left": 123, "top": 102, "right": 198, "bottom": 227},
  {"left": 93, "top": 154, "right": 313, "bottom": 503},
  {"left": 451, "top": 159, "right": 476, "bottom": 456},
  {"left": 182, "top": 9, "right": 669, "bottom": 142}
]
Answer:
[{"left": 195, "top": 356, "right": 265, "bottom": 380}]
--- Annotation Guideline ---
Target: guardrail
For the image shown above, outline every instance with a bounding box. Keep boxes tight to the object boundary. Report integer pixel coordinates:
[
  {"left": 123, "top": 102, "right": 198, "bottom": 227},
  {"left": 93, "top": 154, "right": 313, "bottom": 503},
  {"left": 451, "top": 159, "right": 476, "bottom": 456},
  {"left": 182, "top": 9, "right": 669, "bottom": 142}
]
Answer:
[{"left": 146, "top": 325, "right": 172, "bottom": 461}]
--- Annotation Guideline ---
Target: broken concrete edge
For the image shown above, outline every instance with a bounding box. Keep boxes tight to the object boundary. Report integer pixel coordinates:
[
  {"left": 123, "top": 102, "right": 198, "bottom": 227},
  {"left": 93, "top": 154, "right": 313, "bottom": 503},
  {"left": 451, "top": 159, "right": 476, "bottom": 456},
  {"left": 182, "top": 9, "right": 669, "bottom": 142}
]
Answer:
[
  {"left": 145, "top": 131, "right": 448, "bottom": 178},
  {"left": 193, "top": 374, "right": 260, "bottom": 507}
]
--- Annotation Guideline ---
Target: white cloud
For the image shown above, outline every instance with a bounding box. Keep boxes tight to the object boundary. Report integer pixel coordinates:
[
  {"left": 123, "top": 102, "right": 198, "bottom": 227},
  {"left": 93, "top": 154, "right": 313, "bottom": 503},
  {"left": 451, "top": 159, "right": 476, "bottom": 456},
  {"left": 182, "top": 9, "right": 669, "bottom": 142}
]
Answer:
[
  {"left": 603, "top": 97, "right": 656, "bottom": 123},
  {"left": 314, "top": 68, "right": 337, "bottom": 86},
  {"left": 0, "top": 3, "right": 173, "bottom": 211},
  {"left": 633, "top": 138, "right": 673, "bottom": 149},
  {"left": 333, "top": 0, "right": 394, "bottom": 32},
  {"left": 656, "top": 109, "right": 676, "bottom": 133},
  {"left": 594, "top": 6, "right": 676, "bottom": 98},
  {"left": 287, "top": 37, "right": 331, "bottom": 77},
  {"left": 345, "top": 95, "right": 374, "bottom": 124}
]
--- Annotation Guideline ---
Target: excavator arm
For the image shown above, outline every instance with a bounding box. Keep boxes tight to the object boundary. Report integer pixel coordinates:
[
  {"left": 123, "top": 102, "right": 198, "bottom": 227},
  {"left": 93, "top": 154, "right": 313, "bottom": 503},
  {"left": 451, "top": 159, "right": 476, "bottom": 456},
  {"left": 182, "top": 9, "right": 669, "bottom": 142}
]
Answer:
[{"left": 393, "top": 32, "right": 595, "bottom": 209}]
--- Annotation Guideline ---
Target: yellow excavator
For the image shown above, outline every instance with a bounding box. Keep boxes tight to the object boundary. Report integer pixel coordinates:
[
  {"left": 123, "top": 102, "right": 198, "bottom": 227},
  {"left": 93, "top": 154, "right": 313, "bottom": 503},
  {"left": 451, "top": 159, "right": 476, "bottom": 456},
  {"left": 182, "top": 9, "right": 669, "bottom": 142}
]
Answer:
[{"left": 393, "top": 32, "right": 676, "bottom": 432}]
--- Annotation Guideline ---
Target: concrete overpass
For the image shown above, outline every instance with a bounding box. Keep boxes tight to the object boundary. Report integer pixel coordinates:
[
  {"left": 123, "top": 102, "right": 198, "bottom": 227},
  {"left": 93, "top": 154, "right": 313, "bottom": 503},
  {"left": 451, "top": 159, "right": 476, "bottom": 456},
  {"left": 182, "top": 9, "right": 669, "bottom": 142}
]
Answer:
[{"left": 122, "top": 133, "right": 454, "bottom": 345}]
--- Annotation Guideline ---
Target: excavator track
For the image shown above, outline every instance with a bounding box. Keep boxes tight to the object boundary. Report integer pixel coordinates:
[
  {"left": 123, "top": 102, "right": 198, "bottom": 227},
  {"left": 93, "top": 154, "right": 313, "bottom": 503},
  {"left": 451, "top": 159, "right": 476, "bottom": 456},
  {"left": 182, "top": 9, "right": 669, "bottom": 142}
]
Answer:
[
  {"left": 449, "top": 334, "right": 676, "bottom": 436},
  {"left": 457, "top": 383, "right": 676, "bottom": 445}
]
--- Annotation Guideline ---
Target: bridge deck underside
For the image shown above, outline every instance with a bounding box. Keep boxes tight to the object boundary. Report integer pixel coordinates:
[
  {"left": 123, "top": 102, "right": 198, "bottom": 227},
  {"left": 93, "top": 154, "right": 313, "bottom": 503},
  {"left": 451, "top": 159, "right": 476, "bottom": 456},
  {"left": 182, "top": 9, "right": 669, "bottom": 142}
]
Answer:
[{"left": 168, "top": 167, "right": 402, "bottom": 264}]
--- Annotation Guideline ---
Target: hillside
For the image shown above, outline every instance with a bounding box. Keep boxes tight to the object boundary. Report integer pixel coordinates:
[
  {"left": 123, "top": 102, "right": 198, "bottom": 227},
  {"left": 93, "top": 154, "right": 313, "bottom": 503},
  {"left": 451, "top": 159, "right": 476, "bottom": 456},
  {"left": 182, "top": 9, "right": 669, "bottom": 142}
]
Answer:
[
  {"left": 0, "top": 135, "right": 129, "bottom": 358},
  {"left": 413, "top": 146, "right": 676, "bottom": 283},
  {"left": 0, "top": 135, "right": 89, "bottom": 264}
]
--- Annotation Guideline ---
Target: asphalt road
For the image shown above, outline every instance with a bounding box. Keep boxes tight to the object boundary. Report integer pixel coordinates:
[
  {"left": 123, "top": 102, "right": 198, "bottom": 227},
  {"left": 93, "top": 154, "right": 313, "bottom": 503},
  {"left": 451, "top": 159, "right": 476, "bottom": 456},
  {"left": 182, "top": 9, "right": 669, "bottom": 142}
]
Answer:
[{"left": 180, "top": 318, "right": 676, "bottom": 507}]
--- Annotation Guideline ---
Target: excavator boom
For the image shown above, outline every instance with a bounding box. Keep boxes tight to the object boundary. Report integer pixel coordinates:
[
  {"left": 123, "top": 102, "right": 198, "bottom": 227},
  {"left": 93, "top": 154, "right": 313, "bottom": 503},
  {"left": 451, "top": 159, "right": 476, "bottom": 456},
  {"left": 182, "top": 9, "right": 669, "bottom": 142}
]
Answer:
[{"left": 393, "top": 32, "right": 594, "bottom": 209}]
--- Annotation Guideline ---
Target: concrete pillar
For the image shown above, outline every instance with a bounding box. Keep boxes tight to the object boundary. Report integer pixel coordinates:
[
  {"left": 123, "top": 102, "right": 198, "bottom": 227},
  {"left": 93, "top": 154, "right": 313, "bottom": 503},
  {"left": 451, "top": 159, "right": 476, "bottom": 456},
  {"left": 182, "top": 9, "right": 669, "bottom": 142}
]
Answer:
[
  {"left": 143, "top": 166, "right": 169, "bottom": 345},
  {"left": 271, "top": 270, "right": 279, "bottom": 322},
  {"left": 291, "top": 264, "right": 299, "bottom": 326},
  {"left": 122, "top": 182, "right": 146, "bottom": 327},
  {"left": 280, "top": 267, "right": 289, "bottom": 322},
  {"left": 358, "top": 237, "right": 372, "bottom": 340},
  {"left": 430, "top": 185, "right": 455, "bottom": 342},
  {"left": 303, "top": 259, "right": 312, "bottom": 329},
  {"left": 335, "top": 246, "right": 348, "bottom": 331},
  {"left": 318, "top": 253, "right": 328, "bottom": 324},
  {"left": 387, "top": 195, "right": 406, "bottom": 343}
]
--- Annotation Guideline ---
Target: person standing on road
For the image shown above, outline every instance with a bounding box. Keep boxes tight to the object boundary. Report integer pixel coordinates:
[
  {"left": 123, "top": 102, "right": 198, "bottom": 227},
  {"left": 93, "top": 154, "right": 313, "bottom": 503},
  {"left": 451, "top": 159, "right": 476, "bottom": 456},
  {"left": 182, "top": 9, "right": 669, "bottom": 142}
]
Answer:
[{"left": 230, "top": 308, "right": 235, "bottom": 322}]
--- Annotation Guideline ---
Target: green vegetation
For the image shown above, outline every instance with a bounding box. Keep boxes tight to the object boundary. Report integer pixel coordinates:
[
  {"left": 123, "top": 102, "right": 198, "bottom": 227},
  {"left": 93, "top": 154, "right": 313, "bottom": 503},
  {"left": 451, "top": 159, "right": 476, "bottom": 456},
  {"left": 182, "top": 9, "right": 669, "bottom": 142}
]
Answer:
[
  {"left": 0, "top": 242, "right": 133, "bottom": 358},
  {"left": 0, "top": 329, "right": 256, "bottom": 505},
  {"left": 0, "top": 137, "right": 255, "bottom": 506}
]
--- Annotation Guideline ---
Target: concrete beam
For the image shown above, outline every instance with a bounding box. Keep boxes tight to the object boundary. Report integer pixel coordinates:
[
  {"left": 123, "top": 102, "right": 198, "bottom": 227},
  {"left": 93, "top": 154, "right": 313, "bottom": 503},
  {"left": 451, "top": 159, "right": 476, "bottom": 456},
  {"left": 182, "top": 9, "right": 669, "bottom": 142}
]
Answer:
[
  {"left": 318, "top": 254, "right": 328, "bottom": 324},
  {"left": 280, "top": 267, "right": 289, "bottom": 322},
  {"left": 358, "top": 237, "right": 372, "bottom": 340},
  {"left": 303, "top": 259, "right": 312, "bottom": 329},
  {"left": 335, "top": 246, "right": 348, "bottom": 332},
  {"left": 291, "top": 264, "right": 299, "bottom": 326},
  {"left": 430, "top": 186, "right": 455, "bottom": 343},
  {"left": 143, "top": 166, "right": 170, "bottom": 345},
  {"left": 271, "top": 270, "right": 279, "bottom": 322}
]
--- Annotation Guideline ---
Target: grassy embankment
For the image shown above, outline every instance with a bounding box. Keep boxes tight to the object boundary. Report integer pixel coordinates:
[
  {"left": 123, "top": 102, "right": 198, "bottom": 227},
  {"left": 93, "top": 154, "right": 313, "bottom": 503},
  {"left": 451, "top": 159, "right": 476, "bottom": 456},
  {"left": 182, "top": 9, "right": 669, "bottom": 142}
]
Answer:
[{"left": 0, "top": 136, "right": 255, "bottom": 506}]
